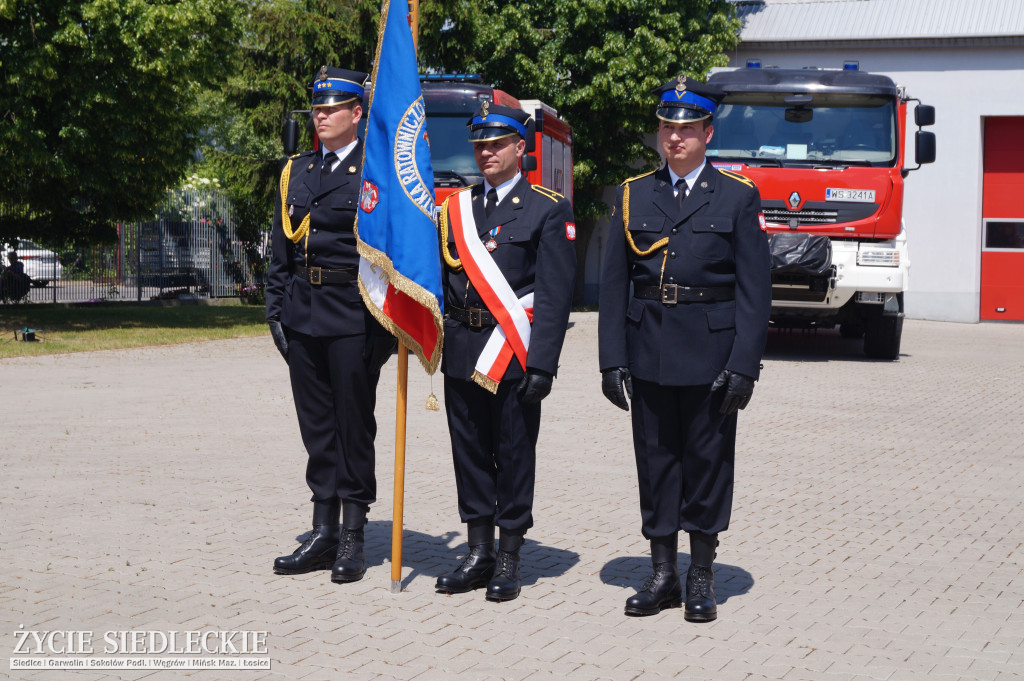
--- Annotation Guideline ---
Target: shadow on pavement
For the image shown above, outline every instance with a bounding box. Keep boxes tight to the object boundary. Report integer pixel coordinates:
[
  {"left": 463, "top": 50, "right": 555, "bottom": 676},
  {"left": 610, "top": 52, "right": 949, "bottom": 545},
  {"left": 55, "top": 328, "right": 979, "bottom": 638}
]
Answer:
[
  {"left": 765, "top": 327, "right": 902, "bottom": 363},
  {"left": 600, "top": 555, "right": 754, "bottom": 604}
]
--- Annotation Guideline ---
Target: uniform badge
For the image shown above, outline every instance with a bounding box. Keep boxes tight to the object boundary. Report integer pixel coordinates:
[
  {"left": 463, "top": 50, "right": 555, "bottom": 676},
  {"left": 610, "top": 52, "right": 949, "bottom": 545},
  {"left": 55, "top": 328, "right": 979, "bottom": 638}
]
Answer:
[
  {"left": 360, "top": 180, "right": 380, "bottom": 213},
  {"left": 348, "top": 166, "right": 357, "bottom": 174},
  {"left": 481, "top": 100, "right": 490, "bottom": 120},
  {"left": 318, "top": 65, "right": 328, "bottom": 82},
  {"left": 565, "top": 222, "right": 576, "bottom": 241},
  {"left": 307, "top": 162, "right": 315, "bottom": 171},
  {"left": 288, "top": 205, "right": 294, "bottom": 217},
  {"left": 700, "top": 181, "right": 708, "bottom": 189},
  {"left": 512, "top": 196, "right": 520, "bottom": 204},
  {"left": 758, "top": 212, "right": 767, "bottom": 231}
]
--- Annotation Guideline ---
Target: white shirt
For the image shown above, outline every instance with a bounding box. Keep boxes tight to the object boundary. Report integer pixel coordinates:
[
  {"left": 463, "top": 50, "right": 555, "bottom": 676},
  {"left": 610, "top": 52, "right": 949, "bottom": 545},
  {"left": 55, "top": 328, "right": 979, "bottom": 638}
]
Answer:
[
  {"left": 668, "top": 160, "right": 707, "bottom": 197},
  {"left": 483, "top": 173, "right": 522, "bottom": 207},
  {"left": 322, "top": 139, "right": 358, "bottom": 172}
]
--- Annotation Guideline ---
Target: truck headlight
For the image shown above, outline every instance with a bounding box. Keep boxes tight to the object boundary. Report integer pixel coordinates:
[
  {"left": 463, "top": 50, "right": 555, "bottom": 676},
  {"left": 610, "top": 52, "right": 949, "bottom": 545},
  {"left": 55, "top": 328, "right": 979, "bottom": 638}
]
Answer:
[{"left": 857, "top": 247, "right": 900, "bottom": 267}]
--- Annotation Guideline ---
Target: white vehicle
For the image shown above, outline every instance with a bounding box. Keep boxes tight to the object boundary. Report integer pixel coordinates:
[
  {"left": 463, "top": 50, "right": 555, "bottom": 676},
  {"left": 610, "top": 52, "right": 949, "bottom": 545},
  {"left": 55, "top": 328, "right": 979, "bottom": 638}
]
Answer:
[{"left": 4, "top": 239, "right": 64, "bottom": 287}]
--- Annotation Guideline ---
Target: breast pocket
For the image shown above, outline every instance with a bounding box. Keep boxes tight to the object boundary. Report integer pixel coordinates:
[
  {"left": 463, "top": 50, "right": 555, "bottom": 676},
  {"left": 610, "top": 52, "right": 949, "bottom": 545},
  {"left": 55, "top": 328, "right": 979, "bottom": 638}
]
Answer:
[
  {"left": 689, "top": 216, "right": 734, "bottom": 261},
  {"left": 286, "top": 189, "right": 311, "bottom": 216},
  {"left": 494, "top": 226, "right": 534, "bottom": 280},
  {"left": 627, "top": 217, "right": 668, "bottom": 254}
]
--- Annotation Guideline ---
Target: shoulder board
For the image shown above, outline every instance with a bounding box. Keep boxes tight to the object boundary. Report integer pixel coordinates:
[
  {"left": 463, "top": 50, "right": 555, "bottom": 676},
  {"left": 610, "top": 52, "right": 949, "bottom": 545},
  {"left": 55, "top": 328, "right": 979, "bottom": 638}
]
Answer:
[
  {"left": 530, "top": 185, "right": 564, "bottom": 202},
  {"left": 440, "top": 185, "right": 474, "bottom": 209},
  {"left": 718, "top": 169, "right": 756, "bottom": 189},
  {"left": 620, "top": 170, "right": 656, "bottom": 186}
]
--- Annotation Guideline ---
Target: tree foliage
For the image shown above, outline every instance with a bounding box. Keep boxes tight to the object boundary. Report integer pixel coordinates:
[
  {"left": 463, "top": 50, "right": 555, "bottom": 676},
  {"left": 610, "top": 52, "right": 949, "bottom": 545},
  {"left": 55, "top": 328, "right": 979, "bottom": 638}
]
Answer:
[
  {"left": 457, "top": 0, "right": 741, "bottom": 223},
  {"left": 0, "top": 0, "right": 238, "bottom": 244}
]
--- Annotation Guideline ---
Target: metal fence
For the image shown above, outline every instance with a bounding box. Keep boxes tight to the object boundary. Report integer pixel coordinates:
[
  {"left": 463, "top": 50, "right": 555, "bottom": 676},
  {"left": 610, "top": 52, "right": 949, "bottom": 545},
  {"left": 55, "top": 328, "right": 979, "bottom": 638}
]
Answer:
[{"left": 1, "top": 189, "right": 268, "bottom": 306}]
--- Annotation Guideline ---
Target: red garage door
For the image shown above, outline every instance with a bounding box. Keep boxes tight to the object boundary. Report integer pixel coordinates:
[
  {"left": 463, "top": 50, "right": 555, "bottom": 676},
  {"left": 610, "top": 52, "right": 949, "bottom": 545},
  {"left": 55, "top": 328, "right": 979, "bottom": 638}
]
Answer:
[{"left": 981, "top": 117, "right": 1024, "bottom": 321}]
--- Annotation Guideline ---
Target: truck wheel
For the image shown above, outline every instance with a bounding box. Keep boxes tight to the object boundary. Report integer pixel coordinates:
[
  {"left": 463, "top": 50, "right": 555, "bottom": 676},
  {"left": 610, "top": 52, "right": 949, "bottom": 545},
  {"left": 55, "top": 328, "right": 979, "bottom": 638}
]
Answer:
[{"left": 864, "top": 314, "right": 903, "bottom": 360}]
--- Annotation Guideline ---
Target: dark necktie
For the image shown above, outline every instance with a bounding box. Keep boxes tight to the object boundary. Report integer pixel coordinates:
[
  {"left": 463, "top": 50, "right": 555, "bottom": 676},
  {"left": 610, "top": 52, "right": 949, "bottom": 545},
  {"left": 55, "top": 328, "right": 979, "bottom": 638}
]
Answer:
[
  {"left": 321, "top": 152, "right": 338, "bottom": 179},
  {"left": 675, "top": 178, "right": 688, "bottom": 210},
  {"left": 485, "top": 188, "right": 498, "bottom": 218}
]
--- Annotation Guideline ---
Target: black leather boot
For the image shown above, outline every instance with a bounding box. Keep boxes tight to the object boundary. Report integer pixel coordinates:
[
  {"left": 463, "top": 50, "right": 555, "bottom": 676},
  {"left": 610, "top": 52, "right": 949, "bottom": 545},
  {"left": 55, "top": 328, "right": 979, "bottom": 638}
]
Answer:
[
  {"left": 485, "top": 530, "right": 523, "bottom": 602},
  {"left": 436, "top": 520, "right": 495, "bottom": 594},
  {"left": 624, "top": 534, "right": 682, "bottom": 616},
  {"left": 331, "top": 503, "right": 367, "bottom": 583},
  {"left": 685, "top": 532, "right": 719, "bottom": 623},
  {"left": 273, "top": 499, "right": 340, "bottom": 574}
]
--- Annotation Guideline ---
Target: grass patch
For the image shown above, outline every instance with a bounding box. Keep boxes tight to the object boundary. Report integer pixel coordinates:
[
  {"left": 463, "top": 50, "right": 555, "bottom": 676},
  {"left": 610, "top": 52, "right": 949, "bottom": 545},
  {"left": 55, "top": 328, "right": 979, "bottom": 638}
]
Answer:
[{"left": 0, "top": 302, "right": 268, "bottom": 358}]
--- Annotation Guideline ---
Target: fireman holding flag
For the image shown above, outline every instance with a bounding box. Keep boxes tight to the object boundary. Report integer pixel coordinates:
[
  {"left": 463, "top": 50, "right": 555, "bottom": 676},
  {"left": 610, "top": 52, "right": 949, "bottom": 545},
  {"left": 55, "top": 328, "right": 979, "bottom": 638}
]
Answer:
[
  {"left": 435, "top": 102, "right": 577, "bottom": 602},
  {"left": 267, "top": 66, "right": 397, "bottom": 583}
]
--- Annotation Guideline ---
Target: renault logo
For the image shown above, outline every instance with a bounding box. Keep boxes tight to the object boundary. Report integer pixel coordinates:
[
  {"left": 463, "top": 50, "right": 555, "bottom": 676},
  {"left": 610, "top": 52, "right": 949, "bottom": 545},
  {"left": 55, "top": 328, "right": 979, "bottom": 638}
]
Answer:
[{"left": 788, "top": 191, "right": 801, "bottom": 209}]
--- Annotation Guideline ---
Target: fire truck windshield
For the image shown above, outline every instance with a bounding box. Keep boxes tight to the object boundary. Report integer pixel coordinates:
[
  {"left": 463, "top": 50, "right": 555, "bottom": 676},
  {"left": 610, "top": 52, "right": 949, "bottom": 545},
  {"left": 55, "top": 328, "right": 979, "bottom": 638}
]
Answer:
[
  {"left": 707, "top": 94, "right": 897, "bottom": 167},
  {"left": 425, "top": 113, "right": 481, "bottom": 182}
]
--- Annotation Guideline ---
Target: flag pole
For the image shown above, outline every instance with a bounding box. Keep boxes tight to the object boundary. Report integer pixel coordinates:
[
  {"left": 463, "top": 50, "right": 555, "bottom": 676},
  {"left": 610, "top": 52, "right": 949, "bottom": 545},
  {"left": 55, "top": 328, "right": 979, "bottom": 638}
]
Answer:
[
  {"left": 391, "top": 342, "right": 408, "bottom": 593},
  {"left": 390, "top": 0, "right": 420, "bottom": 595}
]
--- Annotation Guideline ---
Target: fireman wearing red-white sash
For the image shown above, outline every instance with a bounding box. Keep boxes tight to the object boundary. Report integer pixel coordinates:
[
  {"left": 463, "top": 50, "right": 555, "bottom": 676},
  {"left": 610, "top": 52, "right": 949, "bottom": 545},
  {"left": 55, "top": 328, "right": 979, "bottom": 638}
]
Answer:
[{"left": 436, "top": 102, "right": 576, "bottom": 602}]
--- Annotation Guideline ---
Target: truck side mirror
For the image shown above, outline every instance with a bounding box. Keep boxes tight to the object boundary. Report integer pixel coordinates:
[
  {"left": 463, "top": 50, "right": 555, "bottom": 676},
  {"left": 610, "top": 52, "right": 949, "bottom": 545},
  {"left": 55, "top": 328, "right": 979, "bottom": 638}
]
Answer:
[
  {"left": 915, "top": 130, "right": 936, "bottom": 165},
  {"left": 524, "top": 118, "right": 537, "bottom": 153},
  {"left": 915, "top": 104, "right": 935, "bottom": 127},
  {"left": 521, "top": 155, "right": 538, "bottom": 173},
  {"left": 282, "top": 118, "right": 300, "bottom": 156}
]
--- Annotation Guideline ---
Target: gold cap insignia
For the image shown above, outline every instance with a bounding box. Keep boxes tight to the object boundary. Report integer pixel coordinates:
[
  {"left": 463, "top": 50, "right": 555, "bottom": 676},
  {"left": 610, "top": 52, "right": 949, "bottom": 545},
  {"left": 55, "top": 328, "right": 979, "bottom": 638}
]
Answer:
[
  {"left": 481, "top": 100, "right": 490, "bottom": 120},
  {"left": 674, "top": 75, "right": 687, "bottom": 99},
  {"left": 318, "top": 66, "right": 328, "bottom": 82}
]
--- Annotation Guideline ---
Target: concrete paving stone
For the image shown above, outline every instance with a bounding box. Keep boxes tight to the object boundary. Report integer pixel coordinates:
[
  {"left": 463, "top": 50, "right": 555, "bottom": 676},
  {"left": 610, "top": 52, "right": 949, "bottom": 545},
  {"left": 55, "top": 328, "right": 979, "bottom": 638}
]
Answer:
[{"left": 3, "top": 317, "right": 1024, "bottom": 679}]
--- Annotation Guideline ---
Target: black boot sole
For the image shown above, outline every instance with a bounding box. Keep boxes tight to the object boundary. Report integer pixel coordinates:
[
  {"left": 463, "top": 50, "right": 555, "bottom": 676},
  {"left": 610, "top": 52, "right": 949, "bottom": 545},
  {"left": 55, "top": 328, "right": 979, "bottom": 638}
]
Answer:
[
  {"left": 330, "top": 569, "right": 366, "bottom": 583},
  {"left": 435, "top": 577, "right": 491, "bottom": 594},
  {"left": 273, "top": 559, "right": 334, "bottom": 575},
  {"left": 485, "top": 588, "right": 520, "bottom": 602},
  {"left": 683, "top": 609, "right": 717, "bottom": 623},
  {"left": 624, "top": 598, "right": 683, "bottom": 617}
]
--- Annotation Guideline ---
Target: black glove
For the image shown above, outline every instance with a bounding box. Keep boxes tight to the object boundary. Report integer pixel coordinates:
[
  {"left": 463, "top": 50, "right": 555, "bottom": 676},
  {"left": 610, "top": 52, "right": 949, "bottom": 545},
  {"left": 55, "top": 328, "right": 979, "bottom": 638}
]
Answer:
[
  {"left": 268, "top": 318, "right": 289, "bottom": 364},
  {"left": 711, "top": 369, "right": 755, "bottom": 415},
  {"left": 364, "top": 334, "right": 397, "bottom": 374},
  {"left": 517, "top": 369, "right": 553, "bottom": 405},
  {"left": 601, "top": 367, "right": 632, "bottom": 411}
]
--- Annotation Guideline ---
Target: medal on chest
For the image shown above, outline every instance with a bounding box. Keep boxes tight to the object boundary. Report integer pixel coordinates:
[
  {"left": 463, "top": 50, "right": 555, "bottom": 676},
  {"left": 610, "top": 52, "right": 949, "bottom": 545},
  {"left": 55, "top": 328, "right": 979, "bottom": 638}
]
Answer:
[{"left": 484, "top": 225, "right": 501, "bottom": 252}]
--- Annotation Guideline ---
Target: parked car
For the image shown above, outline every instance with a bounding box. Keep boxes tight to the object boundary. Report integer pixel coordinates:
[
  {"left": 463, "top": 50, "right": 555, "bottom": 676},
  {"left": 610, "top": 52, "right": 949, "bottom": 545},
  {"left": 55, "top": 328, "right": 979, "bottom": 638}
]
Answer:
[{"left": 3, "top": 239, "right": 64, "bottom": 287}]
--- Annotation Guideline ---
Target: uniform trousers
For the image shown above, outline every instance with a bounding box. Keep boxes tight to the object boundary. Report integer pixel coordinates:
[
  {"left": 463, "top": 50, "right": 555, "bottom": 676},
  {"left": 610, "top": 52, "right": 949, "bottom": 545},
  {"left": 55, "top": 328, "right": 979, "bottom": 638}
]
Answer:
[
  {"left": 630, "top": 377, "right": 737, "bottom": 539},
  {"left": 287, "top": 330, "right": 380, "bottom": 509},
  {"left": 444, "top": 376, "right": 541, "bottom": 532}
]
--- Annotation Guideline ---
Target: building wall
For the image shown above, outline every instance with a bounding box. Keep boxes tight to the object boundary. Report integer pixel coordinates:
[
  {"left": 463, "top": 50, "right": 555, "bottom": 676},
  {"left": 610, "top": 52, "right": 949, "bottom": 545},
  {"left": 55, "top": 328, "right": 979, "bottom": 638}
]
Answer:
[{"left": 726, "top": 44, "right": 1024, "bottom": 322}]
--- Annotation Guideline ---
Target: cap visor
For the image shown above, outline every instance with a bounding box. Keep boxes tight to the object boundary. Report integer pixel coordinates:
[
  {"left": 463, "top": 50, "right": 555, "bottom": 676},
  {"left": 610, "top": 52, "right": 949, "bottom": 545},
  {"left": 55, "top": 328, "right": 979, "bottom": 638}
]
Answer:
[
  {"left": 656, "top": 106, "right": 711, "bottom": 123},
  {"left": 468, "top": 128, "right": 520, "bottom": 142},
  {"left": 312, "top": 94, "right": 359, "bottom": 107}
]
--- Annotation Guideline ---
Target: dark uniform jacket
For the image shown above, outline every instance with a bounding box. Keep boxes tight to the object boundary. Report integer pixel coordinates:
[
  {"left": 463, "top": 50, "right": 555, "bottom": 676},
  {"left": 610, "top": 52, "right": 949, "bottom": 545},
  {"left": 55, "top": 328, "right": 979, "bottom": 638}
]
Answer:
[
  {"left": 441, "top": 177, "right": 577, "bottom": 382},
  {"left": 599, "top": 163, "right": 771, "bottom": 386},
  {"left": 266, "top": 142, "right": 372, "bottom": 338}
]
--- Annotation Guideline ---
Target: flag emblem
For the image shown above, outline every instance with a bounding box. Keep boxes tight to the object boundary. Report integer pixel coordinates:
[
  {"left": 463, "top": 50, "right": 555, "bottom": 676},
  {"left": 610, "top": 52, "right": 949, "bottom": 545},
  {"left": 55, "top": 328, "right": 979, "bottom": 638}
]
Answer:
[
  {"left": 565, "top": 222, "right": 576, "bottom": 241},
  {"left": 360, "top": 180, "right": 380, "bottom": 213}
]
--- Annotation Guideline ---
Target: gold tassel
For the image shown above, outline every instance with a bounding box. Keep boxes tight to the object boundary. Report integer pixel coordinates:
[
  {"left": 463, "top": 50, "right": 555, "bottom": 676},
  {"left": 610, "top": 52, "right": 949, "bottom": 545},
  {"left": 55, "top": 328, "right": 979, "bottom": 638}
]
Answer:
[{"left": 425, "top": 375, "right": 439, "bottom": 411}]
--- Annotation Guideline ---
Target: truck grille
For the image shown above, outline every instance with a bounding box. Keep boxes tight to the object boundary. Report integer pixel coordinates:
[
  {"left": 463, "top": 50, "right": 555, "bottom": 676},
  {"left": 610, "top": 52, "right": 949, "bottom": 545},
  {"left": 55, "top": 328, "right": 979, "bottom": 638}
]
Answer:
[{"left": 763, "top": 208, "right": 839, "bottom": 225}]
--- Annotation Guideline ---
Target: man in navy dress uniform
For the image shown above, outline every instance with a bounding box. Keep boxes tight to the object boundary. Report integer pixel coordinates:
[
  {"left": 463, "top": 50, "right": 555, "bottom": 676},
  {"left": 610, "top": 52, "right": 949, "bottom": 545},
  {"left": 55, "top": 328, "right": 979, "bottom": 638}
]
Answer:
[
  {"left": 266, "top": 66, "right": 395, "bottom": 584},
  {"left": 434, "top": 103, "right": 577, "bottom": 602},
  {"left": 599, "top": 76, "right": 771, "bottom": 621}
]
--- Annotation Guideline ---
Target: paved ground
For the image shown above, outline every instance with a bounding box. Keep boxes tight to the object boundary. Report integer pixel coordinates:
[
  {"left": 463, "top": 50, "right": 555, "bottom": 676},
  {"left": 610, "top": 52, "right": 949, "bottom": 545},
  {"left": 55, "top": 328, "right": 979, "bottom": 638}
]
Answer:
[{"left": 2, "top": 314, "right": 1023, "bottom": 680}]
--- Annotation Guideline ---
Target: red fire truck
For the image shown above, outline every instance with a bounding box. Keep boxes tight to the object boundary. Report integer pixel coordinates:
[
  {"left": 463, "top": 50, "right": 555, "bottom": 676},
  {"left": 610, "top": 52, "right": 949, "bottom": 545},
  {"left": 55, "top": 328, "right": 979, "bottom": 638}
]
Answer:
[
  {"left": 706, "top": 65, "right": 936, "bottom": 359},
  {"left": 419, "top": 75, "right": 573, "bottom": 205}
]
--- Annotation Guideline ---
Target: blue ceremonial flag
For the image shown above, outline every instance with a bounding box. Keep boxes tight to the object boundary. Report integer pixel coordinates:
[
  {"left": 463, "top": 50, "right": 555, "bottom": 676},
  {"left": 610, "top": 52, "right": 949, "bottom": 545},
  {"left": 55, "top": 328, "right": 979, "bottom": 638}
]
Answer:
[{"left": 356, "top": 0, "right": 443, "bottom": 373}]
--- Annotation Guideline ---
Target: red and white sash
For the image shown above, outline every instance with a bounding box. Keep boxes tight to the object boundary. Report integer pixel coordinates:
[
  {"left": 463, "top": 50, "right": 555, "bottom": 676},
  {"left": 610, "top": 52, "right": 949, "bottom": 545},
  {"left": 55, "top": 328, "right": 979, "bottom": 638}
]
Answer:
[{"left": 447, "top": 188, "right": 533, "bottom": 393}]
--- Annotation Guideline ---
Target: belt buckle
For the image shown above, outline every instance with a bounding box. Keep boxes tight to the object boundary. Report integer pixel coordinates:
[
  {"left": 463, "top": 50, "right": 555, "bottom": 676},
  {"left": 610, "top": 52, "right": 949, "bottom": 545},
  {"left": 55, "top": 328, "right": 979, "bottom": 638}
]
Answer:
[
  {"left": 469, "top": 308, "right": 484, "bottom": 327},
  {"left": 309, "top": 266, "right": 322, "bottom": 285},
  {"left": 660, "top": 284, "right": 678, "bottom": 306}
]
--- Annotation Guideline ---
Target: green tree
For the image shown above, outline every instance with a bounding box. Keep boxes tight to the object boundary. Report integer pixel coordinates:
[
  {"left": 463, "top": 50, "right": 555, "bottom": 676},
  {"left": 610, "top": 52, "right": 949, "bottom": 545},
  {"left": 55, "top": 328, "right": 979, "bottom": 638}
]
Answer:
[
  {"left": 421, "top": 0, "right": 741, "bottom": 300},
  {"left": 196, "top": 0, "right": 382, "bottom": 248},
  {"left": 0, "top": 0, "right": 238, "bottom": 244}
]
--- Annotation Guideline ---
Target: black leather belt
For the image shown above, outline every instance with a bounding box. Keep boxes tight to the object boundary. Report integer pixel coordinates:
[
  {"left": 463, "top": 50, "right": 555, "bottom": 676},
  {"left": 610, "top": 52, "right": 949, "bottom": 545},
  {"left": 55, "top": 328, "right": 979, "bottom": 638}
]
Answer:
[
  {"left": 446, "top": 305, "right": 497, "bottom": 327},
  {"left": 635, "top": 285, "right": 734, "bottom": 305},
  {"left": 294, "top": 265, "right": 356, "bottom": 285}
]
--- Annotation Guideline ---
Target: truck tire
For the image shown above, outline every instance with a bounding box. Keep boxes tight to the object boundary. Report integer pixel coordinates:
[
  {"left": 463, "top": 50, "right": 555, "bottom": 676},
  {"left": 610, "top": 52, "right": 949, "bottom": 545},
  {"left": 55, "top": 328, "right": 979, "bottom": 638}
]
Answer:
[{"left": 864, "top": 314, "right": 903, "bottom": 360}]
